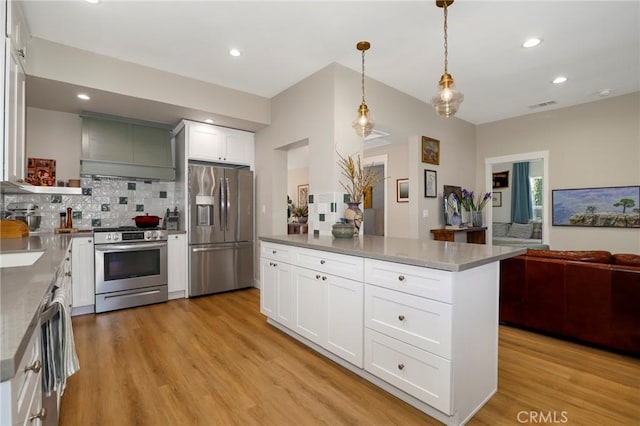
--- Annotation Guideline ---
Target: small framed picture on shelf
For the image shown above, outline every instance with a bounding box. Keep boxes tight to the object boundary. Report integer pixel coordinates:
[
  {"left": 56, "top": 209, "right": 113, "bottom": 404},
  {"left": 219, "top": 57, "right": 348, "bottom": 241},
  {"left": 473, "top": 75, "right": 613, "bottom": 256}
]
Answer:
[
  {"left": 424, "top": 170, "right": 437, "bottom": 198},
  {"left": 492, "top": 191, "right": 502, "bottom": 207},
  {"left": 297, "top": 184, "right": 309, "bottom": 206},
  {"left": 396, "top": 178, "right": 409, "bottom": 203}
]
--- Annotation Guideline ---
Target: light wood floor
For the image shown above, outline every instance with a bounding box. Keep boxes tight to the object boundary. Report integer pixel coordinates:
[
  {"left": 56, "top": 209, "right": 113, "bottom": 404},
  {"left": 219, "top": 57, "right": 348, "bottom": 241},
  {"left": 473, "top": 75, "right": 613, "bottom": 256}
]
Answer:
[{"left": 61, "top": 289, "right": 639, "bottom": 425}]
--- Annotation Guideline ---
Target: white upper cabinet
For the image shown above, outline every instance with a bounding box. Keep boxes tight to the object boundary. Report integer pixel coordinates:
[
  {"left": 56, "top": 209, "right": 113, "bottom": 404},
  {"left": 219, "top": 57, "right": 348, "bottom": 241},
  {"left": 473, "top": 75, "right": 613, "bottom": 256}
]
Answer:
[{"left": 184, "top": 121, "right": 254, "bottom": 166}]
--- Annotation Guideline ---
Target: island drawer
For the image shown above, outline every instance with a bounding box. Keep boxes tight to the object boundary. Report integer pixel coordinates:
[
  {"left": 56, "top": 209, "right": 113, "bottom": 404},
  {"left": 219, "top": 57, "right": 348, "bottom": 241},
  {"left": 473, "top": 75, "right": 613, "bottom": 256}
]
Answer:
[
  {"left": 364, "top": 259, "right": 453, "bottom": 303},
  {"left": 294, "top": 247, "right": 363, "bottom": 281},
  {"left": 365, "top": 284, "right": 452, "bottom": 359},
  {"left": 261, "top": 242, "right": 293, "bottom": 263},
  {"left": 364, "top": 328, "right": 452, "bottom": 415}
]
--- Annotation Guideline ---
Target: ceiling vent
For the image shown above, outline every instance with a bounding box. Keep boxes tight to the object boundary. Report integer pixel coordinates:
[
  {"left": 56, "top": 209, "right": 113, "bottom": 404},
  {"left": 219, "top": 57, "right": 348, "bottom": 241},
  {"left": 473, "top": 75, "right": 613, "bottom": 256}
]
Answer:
[
  {"left": 363, "top": 129, "right": 391, "bottom": 150},
  {"left": 528, "top": 100, "right": 557, "bottom": 109}
]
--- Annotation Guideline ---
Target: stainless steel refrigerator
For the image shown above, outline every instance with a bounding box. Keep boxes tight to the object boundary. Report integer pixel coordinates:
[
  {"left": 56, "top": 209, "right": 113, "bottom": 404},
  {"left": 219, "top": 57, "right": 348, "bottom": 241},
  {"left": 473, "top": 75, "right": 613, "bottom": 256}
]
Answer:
[{"left": 188, "top": 162, "right": 254, "bottom": 296}]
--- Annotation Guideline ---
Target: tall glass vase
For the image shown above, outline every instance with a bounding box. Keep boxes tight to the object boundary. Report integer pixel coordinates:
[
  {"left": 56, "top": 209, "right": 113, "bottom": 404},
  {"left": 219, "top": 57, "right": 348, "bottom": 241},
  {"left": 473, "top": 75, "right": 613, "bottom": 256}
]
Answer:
[
  {"left": 345, "top": 202, "right": 363, "bottom": 236},
  {"left": 472, "top": 210, "right": 484, "bottom": 228}
]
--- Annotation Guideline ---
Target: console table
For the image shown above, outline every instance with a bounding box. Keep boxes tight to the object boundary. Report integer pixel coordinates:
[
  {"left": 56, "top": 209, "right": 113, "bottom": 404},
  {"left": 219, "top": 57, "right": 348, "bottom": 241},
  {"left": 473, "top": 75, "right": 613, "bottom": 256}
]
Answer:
[{"left": 430, "top": 227, "right": 487, "bottom": 244}]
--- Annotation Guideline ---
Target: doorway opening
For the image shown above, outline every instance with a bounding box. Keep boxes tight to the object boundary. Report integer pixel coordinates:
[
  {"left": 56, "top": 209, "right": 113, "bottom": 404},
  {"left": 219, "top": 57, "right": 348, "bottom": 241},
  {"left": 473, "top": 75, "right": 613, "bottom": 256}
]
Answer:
[{"left": 363, "top": 154, "right": 388, "bottom": 236}]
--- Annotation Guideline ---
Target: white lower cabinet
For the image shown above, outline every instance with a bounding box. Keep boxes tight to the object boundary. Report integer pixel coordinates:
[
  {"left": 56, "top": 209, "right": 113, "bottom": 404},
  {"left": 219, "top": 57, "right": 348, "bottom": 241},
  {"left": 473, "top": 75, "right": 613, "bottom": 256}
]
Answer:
[
  {"left": 0, "top": 326, "right": 45, "bottom": 426},
  {"left": 260, "top": 257, "right": 293, "bottom": 328},
  {"left": 168, "top": 234, "right": 187, "bottom": 299},
  {"left": 71, "top": 236, "right": 95, "bottom": 315}
]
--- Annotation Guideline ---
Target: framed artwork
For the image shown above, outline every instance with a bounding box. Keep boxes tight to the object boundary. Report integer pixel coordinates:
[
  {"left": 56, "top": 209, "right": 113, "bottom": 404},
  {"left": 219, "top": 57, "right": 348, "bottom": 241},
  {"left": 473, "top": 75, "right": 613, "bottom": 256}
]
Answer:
[
  {"left": 493, "top": 171, "right": 509, "bottom": 189},
  {"left": 424, "top": 170, "right": 437, "bottom": 198},
  {"left": 443, "top": 185, "right": 462, "bottom": 225},
  {"left": 363, "top": 186, "right": 373, "bottom": 209},
  {"left": 396, "top": 179, "right": 409, "bottom": 203},
  {"left": 421, "top": 136, "right": 440, "bottom": 165},
  {"left": 552, "top": 185, "right": 639, "bottom": 228},
  {"left": 297, "top": 184, "right": 309, "bottom": 206},
  {"left": 492, "top": 191, "right": 502, "bottom": 207}
]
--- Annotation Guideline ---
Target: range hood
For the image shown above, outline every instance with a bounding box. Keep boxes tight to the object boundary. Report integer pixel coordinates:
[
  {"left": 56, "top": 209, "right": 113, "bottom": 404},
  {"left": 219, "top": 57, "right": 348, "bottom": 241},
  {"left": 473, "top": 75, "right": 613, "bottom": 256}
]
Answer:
[{"left": 80, "top": 113, "right": 175, "bottom": 181}]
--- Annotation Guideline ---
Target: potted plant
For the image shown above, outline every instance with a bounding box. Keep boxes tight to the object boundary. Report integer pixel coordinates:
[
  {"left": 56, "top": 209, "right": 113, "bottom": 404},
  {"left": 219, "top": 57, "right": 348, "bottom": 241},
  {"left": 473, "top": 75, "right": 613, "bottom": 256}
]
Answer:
[{"left": 292, "top": 205, "right": 308, "bottom": 223}]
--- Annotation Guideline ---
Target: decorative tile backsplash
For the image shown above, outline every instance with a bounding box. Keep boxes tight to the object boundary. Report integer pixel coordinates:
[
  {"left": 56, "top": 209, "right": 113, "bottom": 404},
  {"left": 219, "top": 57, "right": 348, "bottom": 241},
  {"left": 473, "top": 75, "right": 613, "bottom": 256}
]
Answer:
[
  {"left": 307, "top": 191, "right": 353, "bottom": 236},
  {"left": 3, "top": 177, "right": 179, "bottom": 231}
]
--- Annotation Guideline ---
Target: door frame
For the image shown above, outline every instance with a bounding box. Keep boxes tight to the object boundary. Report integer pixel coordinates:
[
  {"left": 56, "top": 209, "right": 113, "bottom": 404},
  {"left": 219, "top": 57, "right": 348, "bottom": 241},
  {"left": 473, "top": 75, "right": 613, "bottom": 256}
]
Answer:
[{"left": 363, "top": 154, "right": 388, "bottom": 236}]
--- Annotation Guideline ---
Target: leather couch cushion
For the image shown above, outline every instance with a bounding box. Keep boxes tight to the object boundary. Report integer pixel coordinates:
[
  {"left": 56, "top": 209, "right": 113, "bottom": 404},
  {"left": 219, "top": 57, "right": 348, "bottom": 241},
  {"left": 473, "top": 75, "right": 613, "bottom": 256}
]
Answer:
[
  {"left": 526, "top": 249, "right": 612, "bottom": 264},
  {"left": 613, "top": 253, "right": 640, "bottom": 267}
]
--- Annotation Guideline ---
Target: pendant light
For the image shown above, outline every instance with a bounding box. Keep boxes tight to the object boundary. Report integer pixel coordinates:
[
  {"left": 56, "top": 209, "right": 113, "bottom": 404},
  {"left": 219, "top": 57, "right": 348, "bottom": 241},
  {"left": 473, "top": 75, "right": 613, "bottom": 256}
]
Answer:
[
  {"left": 431, "top": 0, "right": 464, "bottom": 117},
  {"left": 353, "top": 41, "right": 374, "bottom": 138}
]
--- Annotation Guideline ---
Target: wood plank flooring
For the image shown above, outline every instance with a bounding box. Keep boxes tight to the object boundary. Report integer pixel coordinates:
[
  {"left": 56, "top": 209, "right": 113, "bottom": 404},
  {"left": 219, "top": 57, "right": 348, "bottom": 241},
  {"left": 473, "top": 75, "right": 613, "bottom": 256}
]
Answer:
[{"left": 60, "top": 289, "right": 639, "bottom": 425}]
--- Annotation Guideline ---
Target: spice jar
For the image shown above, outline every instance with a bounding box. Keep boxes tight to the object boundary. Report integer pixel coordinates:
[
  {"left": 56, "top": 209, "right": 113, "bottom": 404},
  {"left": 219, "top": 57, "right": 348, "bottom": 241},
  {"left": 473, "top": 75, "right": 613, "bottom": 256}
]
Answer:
[
  {"left": 60, "top": 212, "right": 67, "bottom": 228},
  {"left": 66, "top": 207, "right": 73, "bottom": 229}
]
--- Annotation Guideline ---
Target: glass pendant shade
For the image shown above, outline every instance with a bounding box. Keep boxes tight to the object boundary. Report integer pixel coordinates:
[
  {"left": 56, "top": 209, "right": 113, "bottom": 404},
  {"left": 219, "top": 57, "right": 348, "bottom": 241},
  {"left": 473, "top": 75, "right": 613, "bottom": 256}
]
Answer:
[
  {"left": 431, "top": 73, "right": 464, "bottom": 117},
  {"left": 353, "top": 103, "right": 374, "bottom": 138}
]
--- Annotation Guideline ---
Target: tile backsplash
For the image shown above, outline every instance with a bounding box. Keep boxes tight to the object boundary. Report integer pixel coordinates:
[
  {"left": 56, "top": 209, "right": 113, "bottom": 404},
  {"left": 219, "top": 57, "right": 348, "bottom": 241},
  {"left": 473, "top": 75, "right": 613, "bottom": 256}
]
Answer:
[{"left": 3, "top": 177, "right": 179, "bottom": 231}]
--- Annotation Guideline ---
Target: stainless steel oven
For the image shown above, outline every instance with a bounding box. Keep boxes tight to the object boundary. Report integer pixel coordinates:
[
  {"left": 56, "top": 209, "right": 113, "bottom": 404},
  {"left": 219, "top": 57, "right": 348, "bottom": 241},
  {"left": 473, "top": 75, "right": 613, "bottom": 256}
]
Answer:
[{"left": 94, "top": 227, "right": 168, "bottom": 313}]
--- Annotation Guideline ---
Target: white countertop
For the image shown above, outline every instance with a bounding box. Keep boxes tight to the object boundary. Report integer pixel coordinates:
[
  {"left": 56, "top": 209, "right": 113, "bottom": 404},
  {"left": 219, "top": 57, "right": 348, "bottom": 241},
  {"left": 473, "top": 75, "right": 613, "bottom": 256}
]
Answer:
[
  {"left": 0, "top": 233, "right": 74, "bottom": 381},
  {"left": 260, "top": 234, "right": 526, "bottom": 272}
]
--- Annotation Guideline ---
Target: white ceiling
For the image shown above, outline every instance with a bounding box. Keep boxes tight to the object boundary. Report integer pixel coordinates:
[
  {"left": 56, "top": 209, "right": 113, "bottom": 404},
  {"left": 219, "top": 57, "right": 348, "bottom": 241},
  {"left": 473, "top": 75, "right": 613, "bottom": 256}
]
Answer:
[{"left": 20, "top": 0, "right": 640, "bottom": 126}]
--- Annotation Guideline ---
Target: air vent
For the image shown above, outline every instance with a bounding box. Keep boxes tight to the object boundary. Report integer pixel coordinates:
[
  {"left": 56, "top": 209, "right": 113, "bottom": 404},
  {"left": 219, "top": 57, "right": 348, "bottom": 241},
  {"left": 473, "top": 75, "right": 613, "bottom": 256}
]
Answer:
[
  {"left": 528, "top": 100, "right": 557, "bottom": 109},
  {"left": 363, "top": 129, "right": 391, "bottom": 150}
]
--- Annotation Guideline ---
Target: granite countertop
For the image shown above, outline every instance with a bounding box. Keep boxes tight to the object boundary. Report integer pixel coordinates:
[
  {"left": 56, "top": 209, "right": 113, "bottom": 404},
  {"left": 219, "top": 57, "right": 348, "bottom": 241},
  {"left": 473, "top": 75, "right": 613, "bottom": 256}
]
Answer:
[
  {"left": 0, "top": 233, "right": 74, "bottom": 381},
  {"left": 260, "top": 234, "right": 526, "bottom": 272}
]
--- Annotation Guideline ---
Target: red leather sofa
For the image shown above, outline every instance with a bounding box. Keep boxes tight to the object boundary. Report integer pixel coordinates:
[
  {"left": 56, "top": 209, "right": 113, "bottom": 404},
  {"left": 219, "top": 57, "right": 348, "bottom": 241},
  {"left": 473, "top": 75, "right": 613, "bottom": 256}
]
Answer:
[{"left": 500, "top": 249, "right": 640, "bottom": 356}]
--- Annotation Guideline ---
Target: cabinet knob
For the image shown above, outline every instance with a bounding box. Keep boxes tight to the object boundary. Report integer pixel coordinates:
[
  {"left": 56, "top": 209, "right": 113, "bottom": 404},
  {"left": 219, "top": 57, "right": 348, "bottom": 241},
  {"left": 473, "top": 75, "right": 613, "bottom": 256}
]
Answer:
[
  {"left": 315, "top": 274, "right": 321, "bottom": 279},
  {"left": 320, "top": 260, "right": 326, "bottom": 265},
  {"left": 65, "top": 272, "right": 72, "bottom": 277},
  {"left": 272, "top": 250, "right": 277, "bottom": 254},
  {"left": 398, "top": 315, "right": 405, "bottom": 321},
  {"left": 17, "top": 49, "right": 25, "bottom": 58},
  {"left": 65, "top": 257, "right": 70, "bottom": 261},
  {"left": 29, "top": 407, "right": 47, "bottom": 422},
  {"left": 24, "top": 359, "right": 41, "bottom": 374},
  {"left": 398, "top": 275, "right": 405, "bottom": 282},
  {"left": 397, "top": 363, "right": 405, "bottom": 371},
  {"left": 88, "top": 239, "right": 92, "bottom": 243},
  {"left": 321, "top": 276, "right": 327, "bottom": 281},
  {"left": 273, "top": 263, "right": 277, "bottom": 267}
]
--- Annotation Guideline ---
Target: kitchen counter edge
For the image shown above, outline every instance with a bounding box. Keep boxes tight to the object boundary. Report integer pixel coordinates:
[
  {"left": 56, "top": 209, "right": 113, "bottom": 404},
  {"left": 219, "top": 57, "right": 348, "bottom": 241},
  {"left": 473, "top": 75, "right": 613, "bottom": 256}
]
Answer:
[{"left": 259, "top": 234, "right": 525, "bottom": 272}]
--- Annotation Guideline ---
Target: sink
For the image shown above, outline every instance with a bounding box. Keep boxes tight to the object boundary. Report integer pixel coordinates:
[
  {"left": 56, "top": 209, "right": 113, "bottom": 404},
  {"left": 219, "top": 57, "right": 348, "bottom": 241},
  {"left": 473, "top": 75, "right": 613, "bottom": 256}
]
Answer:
[{"left": 0, "top": 251, "right": 45, "bottom": 268}]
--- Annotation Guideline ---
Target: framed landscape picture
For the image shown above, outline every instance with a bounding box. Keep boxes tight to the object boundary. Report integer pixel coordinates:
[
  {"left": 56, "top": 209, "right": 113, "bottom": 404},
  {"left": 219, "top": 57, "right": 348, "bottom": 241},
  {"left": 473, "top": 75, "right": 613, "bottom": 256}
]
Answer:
[
  {"left": 552, "top": 185, "right": 640, "bottom": 227},
  {"left": 396, "top": 178, "right": 409, "bottom": 202},
  {"left": 421, "top": 136, "right": 440, "bottom": 165}
]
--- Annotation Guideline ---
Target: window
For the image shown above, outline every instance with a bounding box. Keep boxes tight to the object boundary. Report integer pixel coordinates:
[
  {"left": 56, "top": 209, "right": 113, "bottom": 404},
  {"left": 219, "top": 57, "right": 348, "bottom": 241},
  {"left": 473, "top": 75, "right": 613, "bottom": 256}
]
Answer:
[{"left": 530, "top": 176, "right": 543, "bottom": 220}]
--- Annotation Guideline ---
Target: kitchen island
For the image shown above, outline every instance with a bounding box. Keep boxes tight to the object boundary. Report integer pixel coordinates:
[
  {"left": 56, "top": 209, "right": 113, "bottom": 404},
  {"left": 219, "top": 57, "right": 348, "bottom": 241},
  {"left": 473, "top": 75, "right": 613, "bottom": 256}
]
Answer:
[{"left": 259, "top": 234, "right": 525, "bottom": 426}]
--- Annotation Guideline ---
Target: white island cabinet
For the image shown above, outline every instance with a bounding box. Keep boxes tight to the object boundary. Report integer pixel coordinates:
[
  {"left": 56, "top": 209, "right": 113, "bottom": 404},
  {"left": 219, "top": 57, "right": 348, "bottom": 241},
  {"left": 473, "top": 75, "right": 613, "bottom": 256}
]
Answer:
[
  {"left": 71, "top": 236, "right": 95, "bottom": 316},
  {"left": 259, "top": 235, "right": 525, "bottom": 426}
]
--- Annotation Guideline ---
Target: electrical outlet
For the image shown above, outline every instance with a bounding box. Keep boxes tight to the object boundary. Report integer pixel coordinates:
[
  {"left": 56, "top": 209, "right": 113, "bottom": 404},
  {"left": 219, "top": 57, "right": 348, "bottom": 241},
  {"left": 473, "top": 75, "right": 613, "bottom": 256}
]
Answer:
[{"left": 423, "top": 209, "right": 429, "bottom": 218}]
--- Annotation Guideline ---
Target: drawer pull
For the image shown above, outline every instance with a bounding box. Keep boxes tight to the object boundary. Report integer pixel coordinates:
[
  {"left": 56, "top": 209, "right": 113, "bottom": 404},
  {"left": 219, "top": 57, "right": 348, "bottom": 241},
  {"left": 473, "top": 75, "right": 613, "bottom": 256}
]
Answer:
[
  {"left": 316, "top": 274, "right": 321, "bottom": 279},
  {"left": 320, "top": 260, "right": 326, "bottom": 265},
  {"left": 65, "top": 272, "right": 72, "bottom": 277},
  {"left": 321, "top": 276, "right": 327, "bottom": 281},
  {"left": 29, "top": 407, "right": 47, "bottom": 422},
  {"left": 398, "top": 275, "right": 405, "bottom": 282},
  {"left": 272, "top": 262, "right": 277, "bottom": 267},
  {"left": 24, "top": 359, "right": 41, "bottom": 374},
  {"left": 272, "top": 250, "right": 277, "bottom": 254},
  {"left": 397, "top": 363, "right": 405, "bottom": 371},
  {"left": 398, "top": 315, "right": 405, "bottom": 321}
]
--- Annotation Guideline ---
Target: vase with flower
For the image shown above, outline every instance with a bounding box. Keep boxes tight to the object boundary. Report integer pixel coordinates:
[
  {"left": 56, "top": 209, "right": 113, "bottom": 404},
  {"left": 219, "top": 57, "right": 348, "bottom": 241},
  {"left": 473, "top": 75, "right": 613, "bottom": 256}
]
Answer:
[
  {"left": 337, "top": 151, "right": 384, "bottom": 236},
  {"left": 460, "top": 189, "right": 492, "bottom": 227}
]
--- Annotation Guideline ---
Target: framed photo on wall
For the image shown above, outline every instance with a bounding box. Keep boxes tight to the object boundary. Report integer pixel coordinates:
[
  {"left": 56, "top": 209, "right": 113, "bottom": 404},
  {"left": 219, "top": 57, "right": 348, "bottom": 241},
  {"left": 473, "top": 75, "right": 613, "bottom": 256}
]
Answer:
[
  {"left": 363, "top": 186, "right": 373, "bottom": 208},
  {"left": 297, "top": 184, "right": 309, "bottom": 206},
  {"left": 492, "top": 191, "right": 502, "bottom": 207},
  {"left": 396, "top": 179, "right": 409, "bottom": 202},
  {"left": 493, "top": 171, "right": 509, "bottom": 188},
  {"left": 421, "top": 136, "right": 440, "bottom": 165},
  {"left": 424, "top": 170, "right": 437, "bottom": 198}
]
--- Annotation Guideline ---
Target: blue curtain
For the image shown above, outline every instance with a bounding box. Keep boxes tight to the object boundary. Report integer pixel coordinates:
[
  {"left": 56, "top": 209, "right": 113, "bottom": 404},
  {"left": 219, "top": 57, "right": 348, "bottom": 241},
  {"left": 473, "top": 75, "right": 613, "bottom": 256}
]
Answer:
[{"left": 511, "top": 162, "right": 533, "bottom": 223}]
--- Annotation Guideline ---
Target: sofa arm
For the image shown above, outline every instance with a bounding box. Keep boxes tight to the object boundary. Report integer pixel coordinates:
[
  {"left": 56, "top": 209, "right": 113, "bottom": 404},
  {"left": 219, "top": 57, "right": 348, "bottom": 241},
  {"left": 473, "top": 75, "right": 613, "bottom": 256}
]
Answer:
[{"left": 610, "top": 266, "right": 640, "bottom": 355}]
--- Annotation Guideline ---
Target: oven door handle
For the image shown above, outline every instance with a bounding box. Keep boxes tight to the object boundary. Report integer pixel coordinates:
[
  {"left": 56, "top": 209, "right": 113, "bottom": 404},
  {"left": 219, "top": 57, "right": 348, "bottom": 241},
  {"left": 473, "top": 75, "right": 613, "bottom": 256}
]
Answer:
[{"left": 94, "top": 242, "right": 167, "bottom": 252}]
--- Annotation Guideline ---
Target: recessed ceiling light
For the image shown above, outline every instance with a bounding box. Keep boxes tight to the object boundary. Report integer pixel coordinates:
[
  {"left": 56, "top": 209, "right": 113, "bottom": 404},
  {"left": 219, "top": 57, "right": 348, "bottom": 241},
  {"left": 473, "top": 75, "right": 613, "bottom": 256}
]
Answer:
[
  {"left": 77, "top": 93, "right": 90, "bottom": 100},
  {"left": 204, "top": 119, "right": 214, "bottom": 124},
  {"left": 85, "top": 0, "right": 100, "bottom": 4},
  {"left": 229, "top": 49, "right": 241, "bottom": 57},
  {"left": 599, "top": 89, "right": 612, "bottom": 97},
  {"left": 522, "top": 38, "right": 542, "bottom": 48},
  {"left": 552, "top": 76, "right": 567, "bottom": 84}
]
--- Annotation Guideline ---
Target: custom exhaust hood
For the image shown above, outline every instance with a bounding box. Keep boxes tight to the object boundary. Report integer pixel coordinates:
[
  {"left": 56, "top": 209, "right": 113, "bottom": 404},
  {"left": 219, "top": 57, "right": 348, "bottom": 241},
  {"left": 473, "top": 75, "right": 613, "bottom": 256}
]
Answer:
[{"left": 80, "top": 113, "right": 176, "bottom": 181}]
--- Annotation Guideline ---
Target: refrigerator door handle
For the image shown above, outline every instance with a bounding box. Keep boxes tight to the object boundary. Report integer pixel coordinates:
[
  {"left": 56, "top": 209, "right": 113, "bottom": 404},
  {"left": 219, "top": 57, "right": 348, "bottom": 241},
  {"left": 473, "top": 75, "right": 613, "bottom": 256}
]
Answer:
[
  {"left": 219, "top": 177, "right": 225, "bottom": 229},
  {"left": 225, "top": 177, "right": 231, "bottom": 231}
]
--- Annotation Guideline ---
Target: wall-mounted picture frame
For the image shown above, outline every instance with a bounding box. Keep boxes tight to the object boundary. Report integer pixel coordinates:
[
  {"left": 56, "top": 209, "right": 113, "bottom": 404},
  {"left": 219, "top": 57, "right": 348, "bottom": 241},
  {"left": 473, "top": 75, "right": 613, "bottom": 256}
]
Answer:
[
  {"left": 396, "top": 179, "right": 409, "bottom": 203},
  {"left": 421, "top": 136, "right": 440, "bottom": 165},
  {"left": 443, "top": 185, "right": 462, "bottom": 225},
  {"left": 297, "top": 184, "right": 309, "bottom": 206},
  {"left": 363, "top": 186, "right": 373, "bottom": 209},
  {"left": 493, "top": 171, "right": 509, "bottom": 189},
  {"left": 492, "top": 191, "right": 502, "bottom": 207},
  {"left": 424, "top": 170, "right": 437, "bottom": 198},
  {"left": 552, "top": 185, "right": 639, "bottom": 228}
]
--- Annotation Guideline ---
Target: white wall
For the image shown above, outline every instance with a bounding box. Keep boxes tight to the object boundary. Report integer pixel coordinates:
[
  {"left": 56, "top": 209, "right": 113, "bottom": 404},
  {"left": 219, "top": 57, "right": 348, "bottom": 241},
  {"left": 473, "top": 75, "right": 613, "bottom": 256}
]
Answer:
[
  {"left": 476, "top": 93, "right": 640, "bottom": 253},
  {"left": 26, "top": 107, "right": 81, "bottom": 183}
]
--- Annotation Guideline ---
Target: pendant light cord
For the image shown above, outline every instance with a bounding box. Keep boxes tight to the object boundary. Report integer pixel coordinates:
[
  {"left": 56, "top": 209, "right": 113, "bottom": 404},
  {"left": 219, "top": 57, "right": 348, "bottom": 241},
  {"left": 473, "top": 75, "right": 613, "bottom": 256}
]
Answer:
[
  {"left": 361, "top": 49, "right": 366, "bottom": 104},
  {"left": 443, "top": 2, "right": 449, "bottom": 74}
]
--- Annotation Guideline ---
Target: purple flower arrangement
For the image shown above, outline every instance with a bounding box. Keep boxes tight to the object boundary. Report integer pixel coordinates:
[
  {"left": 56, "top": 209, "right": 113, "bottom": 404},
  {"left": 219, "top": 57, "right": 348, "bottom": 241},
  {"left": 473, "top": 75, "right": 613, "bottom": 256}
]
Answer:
[{"left": 460, "top": 189, "right": 492, "bottom": 211}]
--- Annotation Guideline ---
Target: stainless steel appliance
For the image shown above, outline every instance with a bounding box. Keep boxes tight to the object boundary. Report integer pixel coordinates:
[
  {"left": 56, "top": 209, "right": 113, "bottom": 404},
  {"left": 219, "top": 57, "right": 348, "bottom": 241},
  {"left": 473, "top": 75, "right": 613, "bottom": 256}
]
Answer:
[
  {"left": 188, "top": 163, "right": 254, "bottom": 296},
  {"left": 6, "top": 202, "right": 41, "bottom": 231},
  {"left": 94, "top": 227, "right": 168, "bottom": 313}
]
